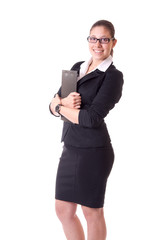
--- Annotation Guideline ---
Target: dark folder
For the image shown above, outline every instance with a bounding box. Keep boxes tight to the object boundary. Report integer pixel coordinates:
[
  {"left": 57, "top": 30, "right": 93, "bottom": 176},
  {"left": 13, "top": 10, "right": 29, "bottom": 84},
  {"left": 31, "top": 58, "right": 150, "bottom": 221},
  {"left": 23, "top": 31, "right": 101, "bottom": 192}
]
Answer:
[{"left": 61, "top": 70, "right": 77, "bottom": 122}]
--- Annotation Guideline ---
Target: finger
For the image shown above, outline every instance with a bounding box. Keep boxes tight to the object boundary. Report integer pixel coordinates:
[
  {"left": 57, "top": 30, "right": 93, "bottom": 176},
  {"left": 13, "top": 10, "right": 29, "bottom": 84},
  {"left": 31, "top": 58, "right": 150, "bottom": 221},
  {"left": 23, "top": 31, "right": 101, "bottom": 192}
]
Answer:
[
  {"left": 74, "top": 105, "right": 81, "bottom": 109},
  {"left": 70, "top": 92, "right": 80, "bottom": 96},
  {"left": 55, "top": 93, "right": 59, "bottom": 99},
  {"left": 76, "top": 105, "right": 81, "bottom": 108},
  {"left": 74, "top": 97, "right": 81, "bottom": 102},
  {"left": 75, "top": 101, "right": 81, "bottom": 105},
  {"left": 74, "top": 103, "right": 81, "bottom": 108},
  {"left": 74, "top": 96, "right": 81, "bottom": 101},
  {"left": 73, "top": 102, "right": 81, "bottom": 107}
]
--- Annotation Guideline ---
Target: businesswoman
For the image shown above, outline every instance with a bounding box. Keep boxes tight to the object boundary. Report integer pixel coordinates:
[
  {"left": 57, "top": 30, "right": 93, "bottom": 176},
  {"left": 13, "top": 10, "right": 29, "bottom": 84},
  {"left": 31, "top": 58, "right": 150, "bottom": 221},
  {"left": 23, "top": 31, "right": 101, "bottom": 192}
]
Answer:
[{"left": 49, "top": 20, "right": 123, "bottom": 240}]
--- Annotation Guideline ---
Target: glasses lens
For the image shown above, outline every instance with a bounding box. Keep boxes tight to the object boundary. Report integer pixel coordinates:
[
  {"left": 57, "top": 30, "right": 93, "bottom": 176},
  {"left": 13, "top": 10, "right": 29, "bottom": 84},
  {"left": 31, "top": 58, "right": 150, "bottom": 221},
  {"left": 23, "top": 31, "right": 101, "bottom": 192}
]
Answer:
[
  {"left": 87, "top": 37, "right": 113, "bottom": 44},
  {"left": 100, "top": 38, "right": 109, "bottom": 44},
  {"left": 88, "top": 37, "right": 97, "bottom": 43}
]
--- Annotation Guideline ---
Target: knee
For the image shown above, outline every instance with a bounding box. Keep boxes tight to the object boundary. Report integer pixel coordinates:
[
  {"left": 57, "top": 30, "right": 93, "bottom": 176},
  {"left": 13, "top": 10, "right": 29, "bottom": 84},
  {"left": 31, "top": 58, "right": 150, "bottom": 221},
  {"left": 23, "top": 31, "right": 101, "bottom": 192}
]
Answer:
[
  {"left": 55, "top": 200, "right": 77, "bottom": 222},
  {"left": 81, "top": 206, "right": 104, "bottom": 223}
]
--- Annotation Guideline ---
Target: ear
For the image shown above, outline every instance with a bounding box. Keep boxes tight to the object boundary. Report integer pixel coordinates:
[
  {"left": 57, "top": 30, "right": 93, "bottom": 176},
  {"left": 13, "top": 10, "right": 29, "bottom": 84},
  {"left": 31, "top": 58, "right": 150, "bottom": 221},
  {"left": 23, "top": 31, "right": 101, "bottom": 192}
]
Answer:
[{"left": 112, "top": 39, "right": 117, "bottom": 49}]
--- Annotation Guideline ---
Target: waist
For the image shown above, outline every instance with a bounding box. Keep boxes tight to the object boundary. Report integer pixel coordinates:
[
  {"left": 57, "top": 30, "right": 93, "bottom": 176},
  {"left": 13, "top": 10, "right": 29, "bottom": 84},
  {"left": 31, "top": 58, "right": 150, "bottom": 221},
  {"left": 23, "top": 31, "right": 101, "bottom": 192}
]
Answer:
[{"left": 61, "top": 121, "right": 111, "bottom": 148}]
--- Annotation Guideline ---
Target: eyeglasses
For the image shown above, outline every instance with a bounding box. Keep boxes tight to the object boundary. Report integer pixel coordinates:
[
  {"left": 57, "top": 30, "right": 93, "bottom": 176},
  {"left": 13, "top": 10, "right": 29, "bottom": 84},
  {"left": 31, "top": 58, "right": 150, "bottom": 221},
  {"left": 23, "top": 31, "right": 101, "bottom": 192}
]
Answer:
[{"left": 87, "top": 36, "right": 115, "bottom": 44}]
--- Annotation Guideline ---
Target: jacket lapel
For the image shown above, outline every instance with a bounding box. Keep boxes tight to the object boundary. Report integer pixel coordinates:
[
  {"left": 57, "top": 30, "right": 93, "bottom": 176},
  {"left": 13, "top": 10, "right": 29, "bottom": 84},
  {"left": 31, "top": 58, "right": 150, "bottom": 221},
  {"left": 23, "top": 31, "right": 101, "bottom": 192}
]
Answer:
[
  {"left": 77, "top": 69, "right": 104, "bottom": 87},
  {"left": 77, "top": 63, "right": 114, "bottom": 88}
]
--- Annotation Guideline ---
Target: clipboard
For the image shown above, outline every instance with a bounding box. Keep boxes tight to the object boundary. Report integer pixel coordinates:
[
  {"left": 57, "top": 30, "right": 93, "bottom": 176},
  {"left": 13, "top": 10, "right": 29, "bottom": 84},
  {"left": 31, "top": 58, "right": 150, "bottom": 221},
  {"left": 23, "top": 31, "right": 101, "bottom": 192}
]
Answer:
[{"left": 61, "top": 70, "right": 77, "bottom": 122}]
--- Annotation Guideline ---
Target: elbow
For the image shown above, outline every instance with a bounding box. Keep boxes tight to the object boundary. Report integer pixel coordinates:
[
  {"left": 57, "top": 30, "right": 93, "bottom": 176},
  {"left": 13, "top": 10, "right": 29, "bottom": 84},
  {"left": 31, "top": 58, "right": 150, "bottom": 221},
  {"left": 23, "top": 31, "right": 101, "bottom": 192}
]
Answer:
[
  {"left": 88, "top": 119, "right": 102, "bottom": 128},
  {"left": 78, "top": 110, "right": 103, "bottom": 128}
]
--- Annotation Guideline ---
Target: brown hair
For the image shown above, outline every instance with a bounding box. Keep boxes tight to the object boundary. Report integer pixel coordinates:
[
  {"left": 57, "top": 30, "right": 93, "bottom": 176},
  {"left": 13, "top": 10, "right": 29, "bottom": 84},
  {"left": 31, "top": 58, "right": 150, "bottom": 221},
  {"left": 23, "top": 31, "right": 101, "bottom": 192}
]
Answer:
[{"left": 90, "top": 20, "right": 115, "bottom": 56}]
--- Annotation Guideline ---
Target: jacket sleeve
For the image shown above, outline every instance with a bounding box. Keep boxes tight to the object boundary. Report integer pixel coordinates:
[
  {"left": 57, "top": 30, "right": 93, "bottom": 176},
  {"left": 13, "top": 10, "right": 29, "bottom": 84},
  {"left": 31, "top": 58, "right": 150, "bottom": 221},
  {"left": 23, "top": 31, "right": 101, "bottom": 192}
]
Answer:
[
  {"left": 78, "top": 70, "right": 124, "bottom": 128},
  {"left": 57, "top": 87, "right": 61, "bottom": 97},
  {"left": 49, "top": 86, "right": 61, "bottom": 116}
]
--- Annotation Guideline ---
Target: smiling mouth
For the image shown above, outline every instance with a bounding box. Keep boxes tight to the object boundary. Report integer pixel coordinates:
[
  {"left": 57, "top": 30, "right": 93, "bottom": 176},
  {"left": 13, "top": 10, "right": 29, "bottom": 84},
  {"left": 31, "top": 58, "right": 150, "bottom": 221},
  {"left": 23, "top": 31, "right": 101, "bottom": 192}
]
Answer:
[{"left": 93, "top": 49, "right": 103, "bottom": 53}]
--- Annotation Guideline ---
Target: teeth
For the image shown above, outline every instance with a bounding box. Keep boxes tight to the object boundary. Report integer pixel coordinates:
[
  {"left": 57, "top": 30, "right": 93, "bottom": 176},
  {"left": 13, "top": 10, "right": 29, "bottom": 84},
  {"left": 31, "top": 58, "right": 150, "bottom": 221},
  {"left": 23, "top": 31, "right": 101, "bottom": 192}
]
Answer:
[{"left": 94, "top": 50, "right": 103, "bottom": 53}]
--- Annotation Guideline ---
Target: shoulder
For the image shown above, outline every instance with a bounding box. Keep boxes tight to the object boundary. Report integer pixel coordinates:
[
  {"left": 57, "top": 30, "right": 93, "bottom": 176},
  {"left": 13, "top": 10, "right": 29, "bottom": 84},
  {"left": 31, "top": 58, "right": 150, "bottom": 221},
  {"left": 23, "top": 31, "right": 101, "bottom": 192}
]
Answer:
[
  {"left": 70, "top": 61, "right": 84, "bottom": 71},
  {"left": 107, "top": 64, "right": 123, "bottom": 78},
  {"left": 100, "top": 64, "right": 124, "bottom": 92},
  {"left": 105, "top": 64, "right": 124, "bottom": 84}
]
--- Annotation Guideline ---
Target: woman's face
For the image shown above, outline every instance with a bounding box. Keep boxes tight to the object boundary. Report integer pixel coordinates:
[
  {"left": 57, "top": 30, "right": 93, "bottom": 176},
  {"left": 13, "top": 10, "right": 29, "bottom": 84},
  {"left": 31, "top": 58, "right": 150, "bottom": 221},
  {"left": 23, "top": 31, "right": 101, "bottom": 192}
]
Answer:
[{"left": 88, "top": 26, "right": 117, "bottom": 64}]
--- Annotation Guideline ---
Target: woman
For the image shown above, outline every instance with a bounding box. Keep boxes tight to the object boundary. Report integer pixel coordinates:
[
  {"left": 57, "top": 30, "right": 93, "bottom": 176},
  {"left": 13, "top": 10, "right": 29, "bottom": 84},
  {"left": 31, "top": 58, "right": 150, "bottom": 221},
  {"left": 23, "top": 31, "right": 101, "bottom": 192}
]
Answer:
[{"left": 49, "top": 20, "right": 124, "bottom": 240}]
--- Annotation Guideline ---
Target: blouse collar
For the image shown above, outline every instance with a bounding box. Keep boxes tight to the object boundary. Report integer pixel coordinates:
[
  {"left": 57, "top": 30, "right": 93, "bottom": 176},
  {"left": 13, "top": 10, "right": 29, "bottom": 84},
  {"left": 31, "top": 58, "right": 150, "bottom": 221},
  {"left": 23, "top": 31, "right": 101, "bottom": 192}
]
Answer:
[{"left": 78, "top": 55, "right": 113, "bottom": 81}]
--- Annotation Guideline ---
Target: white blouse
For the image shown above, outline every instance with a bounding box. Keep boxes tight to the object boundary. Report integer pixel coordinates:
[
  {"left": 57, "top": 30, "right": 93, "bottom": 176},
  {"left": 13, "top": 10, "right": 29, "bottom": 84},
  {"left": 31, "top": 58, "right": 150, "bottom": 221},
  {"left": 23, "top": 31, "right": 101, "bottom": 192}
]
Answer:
[{"left": 77, "top": 55, "right": 113, "bottom": 81}]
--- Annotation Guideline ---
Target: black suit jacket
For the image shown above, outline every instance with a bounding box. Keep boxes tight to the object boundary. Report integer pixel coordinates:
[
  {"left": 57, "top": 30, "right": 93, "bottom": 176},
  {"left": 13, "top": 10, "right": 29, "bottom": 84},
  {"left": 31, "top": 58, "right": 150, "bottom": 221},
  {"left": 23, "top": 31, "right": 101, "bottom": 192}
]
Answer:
[{"left": 56, "top": 61, "right": 124, "bottom": 148}]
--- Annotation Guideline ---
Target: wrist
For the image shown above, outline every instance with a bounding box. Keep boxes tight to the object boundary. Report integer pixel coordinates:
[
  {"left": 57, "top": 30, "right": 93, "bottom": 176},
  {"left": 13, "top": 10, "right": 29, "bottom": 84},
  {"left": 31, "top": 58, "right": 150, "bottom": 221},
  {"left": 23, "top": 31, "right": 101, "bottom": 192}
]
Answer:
[
  {"left": 57, "top": 96, "right": 62, "bottom": 105},
  {"left": 55, "top": 104, "right": 62, "bottom": 115},
  {"left": 49, "top": 103, "right": 60, "bottom": 117}
]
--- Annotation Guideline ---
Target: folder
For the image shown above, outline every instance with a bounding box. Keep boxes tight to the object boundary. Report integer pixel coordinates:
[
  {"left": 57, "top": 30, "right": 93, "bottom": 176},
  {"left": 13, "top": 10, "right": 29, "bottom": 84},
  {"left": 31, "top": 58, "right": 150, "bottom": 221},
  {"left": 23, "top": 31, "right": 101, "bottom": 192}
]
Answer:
[{"left": 61, "top": 70, "right": 77, "bottom": 122}]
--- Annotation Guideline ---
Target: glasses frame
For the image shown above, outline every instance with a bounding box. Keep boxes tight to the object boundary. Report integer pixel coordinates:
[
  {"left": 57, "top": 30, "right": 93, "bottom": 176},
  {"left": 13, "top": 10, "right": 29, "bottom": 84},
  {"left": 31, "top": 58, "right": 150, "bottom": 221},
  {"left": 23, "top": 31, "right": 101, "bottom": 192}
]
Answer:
[{"left": 87, "top": 36, "right": 115, "bottom": 44}]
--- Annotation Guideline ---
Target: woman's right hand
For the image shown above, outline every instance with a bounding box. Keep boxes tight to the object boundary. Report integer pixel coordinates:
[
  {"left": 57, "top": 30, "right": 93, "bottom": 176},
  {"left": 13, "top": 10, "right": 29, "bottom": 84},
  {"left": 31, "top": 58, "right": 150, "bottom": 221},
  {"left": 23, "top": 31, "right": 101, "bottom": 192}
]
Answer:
[{"left": 61, "top": 92, "right": 81, "bottom": 109}]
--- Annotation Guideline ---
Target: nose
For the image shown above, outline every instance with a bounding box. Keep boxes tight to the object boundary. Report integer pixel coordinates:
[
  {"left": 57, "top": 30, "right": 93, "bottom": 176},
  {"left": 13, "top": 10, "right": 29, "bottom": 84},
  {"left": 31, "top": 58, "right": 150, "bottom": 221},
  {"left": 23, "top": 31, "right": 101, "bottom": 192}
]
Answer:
[{"left": 95, "top": 39, "right": 102, "bottom": 47}]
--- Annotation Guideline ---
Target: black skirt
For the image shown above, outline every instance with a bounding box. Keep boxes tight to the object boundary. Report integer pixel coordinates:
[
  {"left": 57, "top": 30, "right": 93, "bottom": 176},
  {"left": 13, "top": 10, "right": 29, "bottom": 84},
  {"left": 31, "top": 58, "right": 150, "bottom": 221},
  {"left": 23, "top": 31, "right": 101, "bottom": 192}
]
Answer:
[{"left": 55, "top": 144, "right": 114, "bottom": 208}]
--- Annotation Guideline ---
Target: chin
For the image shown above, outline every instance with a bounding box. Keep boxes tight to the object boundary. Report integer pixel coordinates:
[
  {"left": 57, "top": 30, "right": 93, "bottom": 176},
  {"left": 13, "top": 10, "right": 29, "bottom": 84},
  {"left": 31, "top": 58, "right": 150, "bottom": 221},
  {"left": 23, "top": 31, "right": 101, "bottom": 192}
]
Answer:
[{"left": 93, "top": 56, "right": 105, "bottom": 62}]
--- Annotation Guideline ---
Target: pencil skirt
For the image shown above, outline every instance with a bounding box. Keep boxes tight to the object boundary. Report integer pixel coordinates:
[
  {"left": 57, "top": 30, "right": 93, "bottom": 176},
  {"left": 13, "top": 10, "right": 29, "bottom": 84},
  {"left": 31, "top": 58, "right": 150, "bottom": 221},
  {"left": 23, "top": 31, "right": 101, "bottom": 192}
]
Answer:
[{"left": 55, "top": 144, "right": 114, "bottom": 208}]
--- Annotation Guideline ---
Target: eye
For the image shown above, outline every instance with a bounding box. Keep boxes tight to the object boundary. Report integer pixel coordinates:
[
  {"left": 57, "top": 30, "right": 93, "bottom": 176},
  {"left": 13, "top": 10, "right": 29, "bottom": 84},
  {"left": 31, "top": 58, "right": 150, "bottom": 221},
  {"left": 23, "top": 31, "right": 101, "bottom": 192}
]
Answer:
[
  {"left": 90, "top": 37, "right": 96, "bottom": 41},
  {"left": 101, "top": 38, "right": 109, "bottom": 43}
]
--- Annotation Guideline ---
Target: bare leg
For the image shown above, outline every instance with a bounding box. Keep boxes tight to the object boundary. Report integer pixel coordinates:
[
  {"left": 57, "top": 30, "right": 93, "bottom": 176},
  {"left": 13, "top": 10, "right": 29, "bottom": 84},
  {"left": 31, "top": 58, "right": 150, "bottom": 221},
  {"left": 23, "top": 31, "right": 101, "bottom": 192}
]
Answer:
[
  {"left": 82, "top": 206, "right": 107, "bottom": 240},
  {"left": 55, "top": 200, "right": 85, "bottom": 240}
]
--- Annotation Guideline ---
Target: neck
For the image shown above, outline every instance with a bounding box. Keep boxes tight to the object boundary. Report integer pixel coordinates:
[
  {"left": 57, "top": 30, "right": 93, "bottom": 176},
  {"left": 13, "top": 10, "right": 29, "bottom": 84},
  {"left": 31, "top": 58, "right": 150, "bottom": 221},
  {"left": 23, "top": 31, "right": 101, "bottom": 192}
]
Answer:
[
  {"left": 86, "top": 60, "right": 102, "bottom": 74},
  {"left": 90, "top": 59, "right": 103, "bottom": 69}
]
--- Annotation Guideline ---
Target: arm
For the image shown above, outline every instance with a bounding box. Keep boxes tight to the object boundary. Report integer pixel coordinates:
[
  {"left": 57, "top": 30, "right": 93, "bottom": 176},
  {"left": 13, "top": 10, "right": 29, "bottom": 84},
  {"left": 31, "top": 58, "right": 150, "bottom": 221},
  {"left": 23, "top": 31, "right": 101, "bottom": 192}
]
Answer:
[
  {"left": 49, "top": 61, "right": 84, "bottom": 120},
  {"left": 49, "top": 92, "right": 81, "bottom": 124},
  {"left": 78, "top": 71, "right": 124, "bottom": 128},
  {"left": 50, "top": 71, "right": 123, "bottom": 126},
  {"left": 59, "top": 106, "right": 80, "bottom": 124}
]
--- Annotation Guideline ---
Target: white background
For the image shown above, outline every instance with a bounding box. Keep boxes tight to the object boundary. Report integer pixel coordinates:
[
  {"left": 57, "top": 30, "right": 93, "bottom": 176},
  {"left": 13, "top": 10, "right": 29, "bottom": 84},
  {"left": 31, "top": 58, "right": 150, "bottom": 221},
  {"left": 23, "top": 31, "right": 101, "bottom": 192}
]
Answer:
[{"left": 0, "top": 0, "right": 160, "bottom": 239}]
